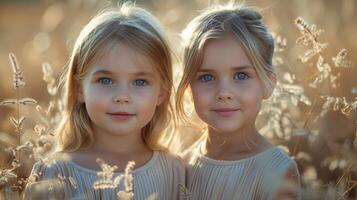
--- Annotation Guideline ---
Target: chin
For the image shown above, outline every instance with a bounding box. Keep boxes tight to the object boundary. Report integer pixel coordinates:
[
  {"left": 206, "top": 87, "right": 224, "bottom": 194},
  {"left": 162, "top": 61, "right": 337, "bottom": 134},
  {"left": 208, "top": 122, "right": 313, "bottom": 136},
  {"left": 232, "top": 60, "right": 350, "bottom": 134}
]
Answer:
[
  {"left": 209, "top": 124, "right": 242, "bottom": 135},
  {"left": 106, "top": 127, "right": 136, "bottom": 135}
]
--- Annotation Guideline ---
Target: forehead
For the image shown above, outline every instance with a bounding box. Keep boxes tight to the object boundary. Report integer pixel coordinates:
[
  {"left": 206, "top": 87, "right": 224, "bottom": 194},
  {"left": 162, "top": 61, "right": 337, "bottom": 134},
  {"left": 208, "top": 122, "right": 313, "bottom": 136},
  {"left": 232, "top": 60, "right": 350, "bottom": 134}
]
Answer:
[
  {"left": 200, "top": 34, "right": 252, "bottom": 70},
  {"left": 88, "top": 42, "right": 159, "bottom": 76}
]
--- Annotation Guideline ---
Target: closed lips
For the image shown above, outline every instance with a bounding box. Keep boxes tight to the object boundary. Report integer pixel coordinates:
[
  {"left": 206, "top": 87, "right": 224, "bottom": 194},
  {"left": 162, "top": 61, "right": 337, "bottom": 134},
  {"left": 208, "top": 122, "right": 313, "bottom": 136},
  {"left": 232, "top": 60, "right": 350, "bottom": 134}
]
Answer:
[
  {"left": 212, "top": 108, "right": 240, "bottom": 112},
  {"left": 212, "top": 108, "right": 240, "bottom": 117},
  {"left": 107, "top": 112, "right": 135, "bottom": 116}
]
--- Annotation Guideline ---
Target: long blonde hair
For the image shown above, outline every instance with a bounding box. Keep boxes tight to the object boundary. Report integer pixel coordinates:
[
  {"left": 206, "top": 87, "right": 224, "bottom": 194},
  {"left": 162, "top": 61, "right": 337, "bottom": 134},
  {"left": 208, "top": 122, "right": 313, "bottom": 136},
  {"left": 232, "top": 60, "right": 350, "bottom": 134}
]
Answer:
[
  {"left": 177, "top": 2, "right": 275, "bottom": 124},
  {"left": 58, "top": 2, "right": 174, "bottom": 152}
]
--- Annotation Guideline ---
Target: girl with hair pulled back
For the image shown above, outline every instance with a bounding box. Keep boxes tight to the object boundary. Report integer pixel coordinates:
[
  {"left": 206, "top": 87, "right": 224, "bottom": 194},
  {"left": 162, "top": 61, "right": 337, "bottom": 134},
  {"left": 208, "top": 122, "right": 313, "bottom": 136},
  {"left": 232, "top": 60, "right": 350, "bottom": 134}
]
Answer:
[
  {"left": 177, "top": 2, "right": 301, "bottom": 199},
  {"left": 24, "top": 3, "right": 184, "bottom": 199}
]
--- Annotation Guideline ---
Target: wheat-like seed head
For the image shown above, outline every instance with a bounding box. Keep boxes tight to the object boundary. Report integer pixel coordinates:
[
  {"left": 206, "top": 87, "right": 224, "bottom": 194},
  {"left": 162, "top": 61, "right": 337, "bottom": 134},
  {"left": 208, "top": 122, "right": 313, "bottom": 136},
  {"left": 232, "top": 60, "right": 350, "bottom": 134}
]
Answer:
[
  {"left": 93, "top": 158, "right": 119, "bottom": 189},
  {"left": 294, "top": 17, "right": 328, "bottom": 63},
  {"left": 332, "top": 49, "right": 354, "bottom": 68},
  {"left": 8, "top": 53, "right": 25, "bottom": 89}
]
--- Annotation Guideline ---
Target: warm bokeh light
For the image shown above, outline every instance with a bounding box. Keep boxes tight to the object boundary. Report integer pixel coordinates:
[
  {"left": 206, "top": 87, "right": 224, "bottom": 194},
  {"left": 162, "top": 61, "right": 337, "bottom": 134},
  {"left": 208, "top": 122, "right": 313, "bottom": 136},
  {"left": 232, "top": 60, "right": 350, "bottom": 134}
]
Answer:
[{"left": 0, "top": 0, "right": 356, "bottom": 199}]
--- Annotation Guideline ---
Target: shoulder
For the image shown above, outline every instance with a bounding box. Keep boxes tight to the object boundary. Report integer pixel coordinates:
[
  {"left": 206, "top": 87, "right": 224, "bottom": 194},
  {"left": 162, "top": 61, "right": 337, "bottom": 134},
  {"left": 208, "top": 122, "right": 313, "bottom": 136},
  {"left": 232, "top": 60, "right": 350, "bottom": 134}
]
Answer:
[
  {"left": 257, "top": 147, "right": 299, "bottom": 185},
  {"left": 155, "top": 151, "right": 186, "bottom": 178},
  {"left": 271, "top": 161, "right": 301, "bottom": 199},
  {"left": 24, "top": 153, "right": 69, "bottom": 200},
  {"left": 274, "top": 147, "right": 299, "bottom": 176},
  {"left": 29, "top": 153, "right": 69, "bottom": 180},
  {"left": 260, "top": 147, "right": 301, "bottom": 199},
  {"left": 260, "top": 147, "right": 297, "bottom": 170},
  {"left": 156, "top": 150, "right": 185, "bottom": 170},
  {"left": 154, "top": 150, "right": 186, "bottom": 183}
]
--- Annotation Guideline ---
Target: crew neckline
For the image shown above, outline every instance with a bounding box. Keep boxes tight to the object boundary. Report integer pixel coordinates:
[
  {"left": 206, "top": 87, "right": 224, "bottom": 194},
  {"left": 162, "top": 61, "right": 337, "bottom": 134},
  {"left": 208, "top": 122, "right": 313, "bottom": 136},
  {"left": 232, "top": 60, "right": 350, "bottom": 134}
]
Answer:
[
  {"left": 198, "top": 145, "right": 277, "bottom": 166},
  {"left": 66, "top": 151, "right": 159, "bottom": 175}
]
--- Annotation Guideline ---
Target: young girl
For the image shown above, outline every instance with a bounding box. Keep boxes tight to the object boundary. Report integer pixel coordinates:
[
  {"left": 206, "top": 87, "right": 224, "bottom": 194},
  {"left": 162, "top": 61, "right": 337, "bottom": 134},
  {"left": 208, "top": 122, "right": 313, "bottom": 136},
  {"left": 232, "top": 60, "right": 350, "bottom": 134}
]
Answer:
[
  {"left": 24, "top": 3, "right": 184, "bottom": 200},
  {"left": 177, "top": 2, "right": 301, "bottom": 200}
]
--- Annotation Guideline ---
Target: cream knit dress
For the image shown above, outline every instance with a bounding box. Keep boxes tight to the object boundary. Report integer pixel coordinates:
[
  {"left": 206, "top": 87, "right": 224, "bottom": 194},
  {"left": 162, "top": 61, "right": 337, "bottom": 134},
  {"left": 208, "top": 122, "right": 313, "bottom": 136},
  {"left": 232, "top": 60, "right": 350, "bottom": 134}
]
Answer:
[
  {"left": 186, "top": 144, "right": 301, "bottom": 200},
  {"left": 24, "top": 151, "right": 185, "bottom": 200}
]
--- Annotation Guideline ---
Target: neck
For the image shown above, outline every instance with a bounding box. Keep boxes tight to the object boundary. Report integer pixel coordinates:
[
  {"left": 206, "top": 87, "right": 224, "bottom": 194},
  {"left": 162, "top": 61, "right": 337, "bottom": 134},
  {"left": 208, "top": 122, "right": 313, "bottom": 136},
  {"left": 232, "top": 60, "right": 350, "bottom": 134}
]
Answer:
[
  {"left": 203, "top": 124, "right": 271, "bottom": 160},
  {"left": 89, "top": 127, "right": 151, "bottom": 155}
]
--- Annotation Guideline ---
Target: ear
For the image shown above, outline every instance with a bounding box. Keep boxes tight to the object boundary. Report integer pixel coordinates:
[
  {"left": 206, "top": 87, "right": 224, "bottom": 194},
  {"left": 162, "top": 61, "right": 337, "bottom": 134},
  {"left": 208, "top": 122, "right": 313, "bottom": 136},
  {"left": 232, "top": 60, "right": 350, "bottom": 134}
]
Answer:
[
  {"left": 156, "top": 87, "right": 167, "bottom": 106},
  {"left": 263, "top": 72, "right": 277, "bottom": 99},
  {"left": 77, "top": 81, "right": 85, "bottom": 103}
]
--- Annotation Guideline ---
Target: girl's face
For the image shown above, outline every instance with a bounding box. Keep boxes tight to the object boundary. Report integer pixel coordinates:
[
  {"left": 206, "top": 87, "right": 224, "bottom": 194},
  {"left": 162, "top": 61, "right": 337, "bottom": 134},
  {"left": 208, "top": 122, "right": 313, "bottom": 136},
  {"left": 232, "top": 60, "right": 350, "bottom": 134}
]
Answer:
[
  {"left": 79, "top": 42, "right": 164, "bottom": 138},
  {"left": 190, "top": 34, "right": 272, "bottom": 135}
]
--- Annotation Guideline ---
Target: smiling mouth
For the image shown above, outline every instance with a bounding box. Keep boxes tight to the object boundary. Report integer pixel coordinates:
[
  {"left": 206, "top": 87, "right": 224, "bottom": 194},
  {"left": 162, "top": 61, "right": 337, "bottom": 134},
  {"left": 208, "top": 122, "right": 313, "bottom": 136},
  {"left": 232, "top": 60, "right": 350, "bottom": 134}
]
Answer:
[
  {"left": 107, "top": 112, "right": 135, "bottom": 120},
  {"left": 212, "top": 108, "right": 240, "bottom": 117}
]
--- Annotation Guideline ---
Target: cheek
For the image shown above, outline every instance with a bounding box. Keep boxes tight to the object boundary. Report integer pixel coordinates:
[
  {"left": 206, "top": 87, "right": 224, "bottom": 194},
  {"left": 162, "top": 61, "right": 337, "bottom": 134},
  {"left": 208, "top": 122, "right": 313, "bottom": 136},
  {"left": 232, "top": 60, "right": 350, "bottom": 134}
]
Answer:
[
  {"left": 84, "top": 89, "right": 108, "bottom": 104},
  {"left": 133, "top": 88, "right": 161, "bottom": 110},
  {"left": 192, "top": 83, "right": 214, "bottom": 100},
  {"left": 191, "top": 84, "right": 213, "bottom": 113},
  {"left": 240, "top": 89, "right": 264, "bottom": 114},
  {"left": 84, "top": 84, "right": 110, "bottom": 99},
  {"left": 84, "top": 95, "right": 106, "bottom": 115},
  {"left": 135, "top": 87, "right": 159, "bottom": 98}
]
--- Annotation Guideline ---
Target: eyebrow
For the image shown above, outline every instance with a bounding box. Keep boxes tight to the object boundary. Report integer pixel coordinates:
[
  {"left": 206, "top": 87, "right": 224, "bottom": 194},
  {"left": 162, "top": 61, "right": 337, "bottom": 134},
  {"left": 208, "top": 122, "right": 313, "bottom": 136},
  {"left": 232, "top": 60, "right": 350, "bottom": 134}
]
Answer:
[
  {"left": 91, "top": 69, "right": 156, "bottom": 78},
  {"left": 133, "top": 71, "right": 156, "bottom": 78},
  {"left": 92, "top": 69, "right": 113, "bottom": 76},
  {"left": 198, "top": 65, "right": 254, "bottom": 72}
]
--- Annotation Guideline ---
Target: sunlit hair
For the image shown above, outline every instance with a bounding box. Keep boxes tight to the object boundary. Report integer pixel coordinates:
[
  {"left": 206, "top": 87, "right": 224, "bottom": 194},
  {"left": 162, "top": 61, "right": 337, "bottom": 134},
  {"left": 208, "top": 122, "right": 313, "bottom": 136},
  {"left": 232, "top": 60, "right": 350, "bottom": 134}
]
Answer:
[
  {"left": 176, "top": 2, "right": 275, "bottom": 123},
  {"left": 58, "top": 2, "right": 174, "bottom": 152}
]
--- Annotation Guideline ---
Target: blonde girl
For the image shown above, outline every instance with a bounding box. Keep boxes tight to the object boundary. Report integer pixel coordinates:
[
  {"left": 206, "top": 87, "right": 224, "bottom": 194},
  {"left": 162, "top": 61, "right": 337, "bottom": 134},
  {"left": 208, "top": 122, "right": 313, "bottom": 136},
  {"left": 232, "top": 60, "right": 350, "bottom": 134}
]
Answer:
[
  {"left": 177, "top": 2, "right": 301, "bottom": 200},
  {"left": 24, "top": 3, "right": 184, "bottom": 200}
]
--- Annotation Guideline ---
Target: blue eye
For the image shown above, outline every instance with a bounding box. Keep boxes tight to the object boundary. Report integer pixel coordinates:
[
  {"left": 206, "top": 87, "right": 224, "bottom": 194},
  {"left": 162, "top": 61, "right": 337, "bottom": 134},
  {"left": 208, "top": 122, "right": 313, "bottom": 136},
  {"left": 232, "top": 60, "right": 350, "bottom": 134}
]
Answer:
[
  {"left": 133, "top": 79, "right": 148, "bottom": 86},
  {"left": 98, "top": 77, "right": 113, "bottom": 85},
  {"left": 198, "top": 74, "right": 215, "bottom": 82},
  {"left": 234, "top": 72, "right": 249, "bottom": 80}
]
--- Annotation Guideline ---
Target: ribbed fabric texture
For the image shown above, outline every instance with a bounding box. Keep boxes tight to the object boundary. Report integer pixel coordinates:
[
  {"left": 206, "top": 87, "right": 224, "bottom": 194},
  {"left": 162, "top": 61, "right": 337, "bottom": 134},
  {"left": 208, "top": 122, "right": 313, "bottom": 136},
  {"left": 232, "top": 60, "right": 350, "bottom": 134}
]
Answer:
[
  {"left": 186, "top": 145, "right": 301, "bottom": 200},
  {"left": 24, "top": 151, "right": 185, "bottom": 200}
]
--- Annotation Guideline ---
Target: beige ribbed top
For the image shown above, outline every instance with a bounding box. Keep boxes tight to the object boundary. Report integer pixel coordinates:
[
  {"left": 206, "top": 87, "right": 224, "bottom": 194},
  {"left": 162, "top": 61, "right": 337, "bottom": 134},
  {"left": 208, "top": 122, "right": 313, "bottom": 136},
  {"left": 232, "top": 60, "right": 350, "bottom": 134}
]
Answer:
[
  {"left": 186, "top": 144, "right": 301, "bottom": 200},
  {"left": 24, "top": 151, "right": 185, "bottom": 200}
]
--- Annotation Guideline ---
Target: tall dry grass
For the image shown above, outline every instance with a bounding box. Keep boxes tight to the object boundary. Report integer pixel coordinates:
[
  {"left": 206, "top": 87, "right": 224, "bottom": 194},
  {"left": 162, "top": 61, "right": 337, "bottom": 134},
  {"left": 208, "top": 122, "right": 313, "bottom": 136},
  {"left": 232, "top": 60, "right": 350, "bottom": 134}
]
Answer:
[{"left": 0, "top": 0, "right": 356, "bottom": 199}]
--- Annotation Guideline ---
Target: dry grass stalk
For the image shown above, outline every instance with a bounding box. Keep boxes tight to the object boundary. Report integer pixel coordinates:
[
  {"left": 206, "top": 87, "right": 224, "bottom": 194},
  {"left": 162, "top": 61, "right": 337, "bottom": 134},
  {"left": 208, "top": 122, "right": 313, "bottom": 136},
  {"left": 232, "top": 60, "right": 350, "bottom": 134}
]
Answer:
[
  {"left": 333, "top": 49, "right": 354, "bottom": 68},
  {"left": 92, "top": 158, "right": 135, "bottom": 200},
  {"left": 8, "top": 53, "right": 25, "bottom": 89},
  {"left": 93, "top": 158, "right": 121, "bottom": 189},
  {"left": 294, "top": 17, "right": 328, "bottom": 63},
  {"left": 0, "top": 53, "right": 38, "bottom": 193}
]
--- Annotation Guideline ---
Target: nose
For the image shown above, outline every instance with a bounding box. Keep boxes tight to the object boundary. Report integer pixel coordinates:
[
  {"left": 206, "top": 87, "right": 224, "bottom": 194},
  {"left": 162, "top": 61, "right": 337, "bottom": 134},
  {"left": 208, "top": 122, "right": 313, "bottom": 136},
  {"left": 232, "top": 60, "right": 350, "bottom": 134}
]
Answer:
[
  {"left": 112, "top": 84, "right": 131, "bottom": 104},
  {"left": 216, "top": 92, "right": 233, "bottom": 101},
  {"left": 215, "top": 80, "right": 234, "bottom": 101},
  {"left": 113, "top": 96, "right": 131, "bottom": 104}
]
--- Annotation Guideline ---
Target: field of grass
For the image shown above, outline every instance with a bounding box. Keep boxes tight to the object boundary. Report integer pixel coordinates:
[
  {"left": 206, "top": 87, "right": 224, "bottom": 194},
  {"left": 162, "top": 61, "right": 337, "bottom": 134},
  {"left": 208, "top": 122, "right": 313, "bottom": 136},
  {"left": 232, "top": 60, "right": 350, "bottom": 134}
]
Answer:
[{"left": 0, "top": 0, "right": 356, "bottom": 199}]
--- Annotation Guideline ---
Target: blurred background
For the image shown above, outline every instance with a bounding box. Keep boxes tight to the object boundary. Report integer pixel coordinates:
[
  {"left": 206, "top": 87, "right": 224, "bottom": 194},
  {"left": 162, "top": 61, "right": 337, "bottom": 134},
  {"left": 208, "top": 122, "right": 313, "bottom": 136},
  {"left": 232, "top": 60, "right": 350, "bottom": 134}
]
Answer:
[{"left": 0, "top": 0, "right": 357, "bottom": 199}]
